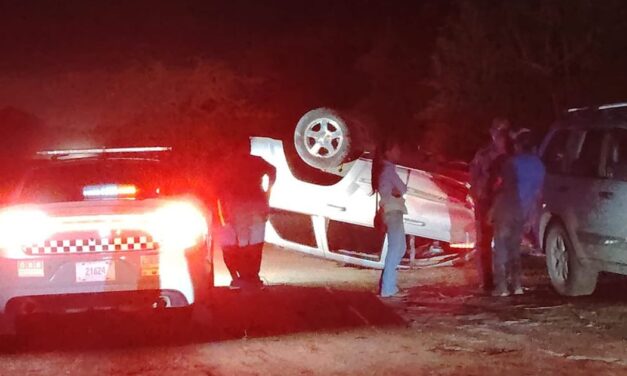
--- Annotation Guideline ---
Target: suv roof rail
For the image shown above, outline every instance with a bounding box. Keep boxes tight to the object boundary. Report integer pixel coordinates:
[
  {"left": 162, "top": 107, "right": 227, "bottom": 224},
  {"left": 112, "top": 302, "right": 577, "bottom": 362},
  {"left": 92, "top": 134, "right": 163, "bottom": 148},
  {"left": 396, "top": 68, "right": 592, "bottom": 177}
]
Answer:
[
  {"left": 566, "top": 102, "right": 627, "bottom": 113},
  {"left": 598, "top": 102, "right": 627, "bottom": 110},
  {"left": 563, "top": 102, "right": 627, "bottom": 125}
]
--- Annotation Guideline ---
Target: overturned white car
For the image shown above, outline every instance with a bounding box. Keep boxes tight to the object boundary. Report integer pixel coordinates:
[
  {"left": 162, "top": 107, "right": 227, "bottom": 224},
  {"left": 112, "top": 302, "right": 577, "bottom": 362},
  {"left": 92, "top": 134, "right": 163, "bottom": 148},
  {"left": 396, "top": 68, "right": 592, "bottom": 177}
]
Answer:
[{"left": 251, "top": 109, "right": 476, "bottom": 269}]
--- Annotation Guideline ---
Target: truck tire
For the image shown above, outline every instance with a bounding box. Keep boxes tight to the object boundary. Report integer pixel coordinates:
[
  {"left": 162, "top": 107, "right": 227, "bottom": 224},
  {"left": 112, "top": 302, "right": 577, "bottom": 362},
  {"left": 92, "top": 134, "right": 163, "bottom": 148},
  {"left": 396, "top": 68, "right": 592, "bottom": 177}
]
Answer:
[{"left": 0, "top": 312, "right": 17, "bottom": 351}]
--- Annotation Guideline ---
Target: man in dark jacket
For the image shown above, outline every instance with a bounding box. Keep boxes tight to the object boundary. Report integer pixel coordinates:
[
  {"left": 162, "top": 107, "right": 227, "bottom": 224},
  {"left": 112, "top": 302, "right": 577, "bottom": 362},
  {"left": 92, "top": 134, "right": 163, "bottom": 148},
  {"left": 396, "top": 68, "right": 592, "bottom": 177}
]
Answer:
[
  {"left": 216, "top": 138, "right": 276, "bottom": 288},
  {"left": 469, "top": 118, "right": 511, "bottom": 293}
]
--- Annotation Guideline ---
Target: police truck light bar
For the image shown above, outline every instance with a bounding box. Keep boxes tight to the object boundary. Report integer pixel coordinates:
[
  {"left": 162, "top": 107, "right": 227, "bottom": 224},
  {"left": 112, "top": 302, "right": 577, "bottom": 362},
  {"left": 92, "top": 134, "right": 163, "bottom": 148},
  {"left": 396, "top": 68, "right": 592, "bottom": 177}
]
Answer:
[{"left": 83, "top": 184, "right": 138, "bottom": 199}]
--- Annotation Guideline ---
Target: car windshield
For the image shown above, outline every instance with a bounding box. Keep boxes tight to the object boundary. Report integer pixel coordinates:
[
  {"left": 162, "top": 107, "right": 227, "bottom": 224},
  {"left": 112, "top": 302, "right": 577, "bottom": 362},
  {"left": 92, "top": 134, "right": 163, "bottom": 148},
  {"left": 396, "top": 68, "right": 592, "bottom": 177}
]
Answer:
[{"left": 16, "top": 159, "right": 167, "bottom": 204}]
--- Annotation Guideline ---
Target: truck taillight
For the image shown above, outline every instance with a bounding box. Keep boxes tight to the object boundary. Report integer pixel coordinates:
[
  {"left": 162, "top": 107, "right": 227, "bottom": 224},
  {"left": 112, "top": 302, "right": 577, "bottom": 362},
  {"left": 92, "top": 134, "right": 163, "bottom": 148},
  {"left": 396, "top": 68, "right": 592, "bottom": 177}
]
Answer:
[
  {"left": 150, "top": 201, "right": 208, "bottom": 250},
  {"left": 0, "top": 208, "right": 54, "bottom": 252}
]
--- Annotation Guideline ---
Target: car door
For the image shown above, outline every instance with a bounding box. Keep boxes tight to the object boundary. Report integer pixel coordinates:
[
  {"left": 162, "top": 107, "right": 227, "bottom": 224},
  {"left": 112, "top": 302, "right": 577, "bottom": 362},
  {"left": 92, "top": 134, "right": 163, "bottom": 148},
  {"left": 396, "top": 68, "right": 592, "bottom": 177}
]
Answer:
[
  {"left": 544, "top": 128, "right": 610, "bottom": 261},
  {"left": 251, "top": 137, "right": 358, "bottom": 222},
  {"left": 580, "top": 127, "right": 627, "bottom": 265},
  {"left": 541, "top": 128, "right": 576, "bottom": 216},
  {"left": 323, "top": 158, "right": 382, "bottom": 227}
]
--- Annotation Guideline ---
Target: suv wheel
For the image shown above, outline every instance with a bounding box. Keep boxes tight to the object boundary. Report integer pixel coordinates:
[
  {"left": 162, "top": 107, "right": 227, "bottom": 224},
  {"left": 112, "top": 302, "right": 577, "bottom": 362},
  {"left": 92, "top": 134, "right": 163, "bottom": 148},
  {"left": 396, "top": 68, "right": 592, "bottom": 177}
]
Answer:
[
  {"left": 545, "top": 221, "right": 598, "bottom": 296},
  {"left": 294, "top": 108, "right": 352, "bottom": 170}
]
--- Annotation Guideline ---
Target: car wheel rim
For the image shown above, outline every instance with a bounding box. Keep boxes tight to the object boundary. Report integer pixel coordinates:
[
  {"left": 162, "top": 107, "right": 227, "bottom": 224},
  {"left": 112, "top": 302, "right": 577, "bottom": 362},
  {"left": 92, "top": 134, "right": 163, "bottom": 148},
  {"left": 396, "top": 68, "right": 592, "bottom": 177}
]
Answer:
[
  {"left": 304, "top": 118, "right": 344, "bottom": 159},
  {"left": 551, "top": 232, "right": 569, "bottom": 283}
]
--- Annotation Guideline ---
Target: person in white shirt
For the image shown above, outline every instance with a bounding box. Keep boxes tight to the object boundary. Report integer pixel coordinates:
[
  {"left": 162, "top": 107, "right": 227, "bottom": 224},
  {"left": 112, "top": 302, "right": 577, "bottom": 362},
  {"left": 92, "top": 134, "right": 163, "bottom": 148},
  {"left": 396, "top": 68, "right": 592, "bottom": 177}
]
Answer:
[{"left": 371, "top": 139, "right": 407, "bottom": 298}]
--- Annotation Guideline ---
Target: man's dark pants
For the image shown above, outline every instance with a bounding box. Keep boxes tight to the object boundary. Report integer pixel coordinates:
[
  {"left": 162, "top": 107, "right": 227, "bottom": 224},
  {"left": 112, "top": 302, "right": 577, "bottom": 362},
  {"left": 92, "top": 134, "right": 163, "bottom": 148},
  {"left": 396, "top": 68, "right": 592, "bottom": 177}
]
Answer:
[
  {"left": 493, "top": 215, "right": 524, "bottom": 293},
  {"left": 222, "top": 243, "right": 264, "bottom": 284},
  {"left": 475, "top": 205, "right": 494, "bottom": 291}
]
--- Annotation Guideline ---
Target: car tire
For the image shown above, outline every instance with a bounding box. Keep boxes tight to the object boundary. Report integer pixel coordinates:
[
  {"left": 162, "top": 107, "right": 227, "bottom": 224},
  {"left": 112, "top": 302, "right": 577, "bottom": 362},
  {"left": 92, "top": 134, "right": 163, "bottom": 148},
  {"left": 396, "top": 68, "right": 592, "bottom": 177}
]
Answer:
[
  {"left": 294, "top": 108, "right": 352, "bottom": 170},
  {"left": 545, "top": 221, "right": 598, "bottom": 296},
  {"left": 0, "top": 313, "right": 17, "bottom": 352},
  {"left": 191, "top": 241, "right": 214, "bottom": 330}
]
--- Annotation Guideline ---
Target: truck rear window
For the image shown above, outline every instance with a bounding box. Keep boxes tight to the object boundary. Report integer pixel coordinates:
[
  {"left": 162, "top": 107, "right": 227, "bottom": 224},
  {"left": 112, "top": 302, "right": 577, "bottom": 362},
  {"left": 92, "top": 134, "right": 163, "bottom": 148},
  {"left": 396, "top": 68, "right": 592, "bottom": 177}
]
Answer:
[{"left": 16, "top": 160, "right": 167, "bottom": 204}]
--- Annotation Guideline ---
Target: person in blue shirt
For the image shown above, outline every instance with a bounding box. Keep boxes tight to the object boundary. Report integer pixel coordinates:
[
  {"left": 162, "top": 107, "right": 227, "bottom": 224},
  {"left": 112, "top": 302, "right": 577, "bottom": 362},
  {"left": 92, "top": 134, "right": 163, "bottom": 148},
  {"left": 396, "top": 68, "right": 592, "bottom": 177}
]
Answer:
[{"left": 491, "top": 129, "right": 545, "bottom": 296}]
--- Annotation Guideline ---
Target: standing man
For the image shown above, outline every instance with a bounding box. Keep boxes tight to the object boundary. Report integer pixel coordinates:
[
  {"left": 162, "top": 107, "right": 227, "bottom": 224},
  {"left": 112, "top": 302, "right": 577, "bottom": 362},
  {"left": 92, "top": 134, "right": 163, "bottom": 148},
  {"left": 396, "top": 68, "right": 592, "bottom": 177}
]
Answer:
[
  {"left": 469, "top": 118, "right": 511, "bottom": 293},
  {"left": 491, "top": 130, "right": 545, "bottom": 296},
  {"left": 216, "top": 138, "right": 276, "bottom": 289}
]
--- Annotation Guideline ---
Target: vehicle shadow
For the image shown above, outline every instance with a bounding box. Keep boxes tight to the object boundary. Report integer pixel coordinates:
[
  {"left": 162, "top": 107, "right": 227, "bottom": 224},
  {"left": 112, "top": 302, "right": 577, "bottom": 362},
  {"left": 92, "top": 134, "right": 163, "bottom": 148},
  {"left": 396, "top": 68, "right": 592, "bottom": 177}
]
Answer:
[{"left": 6, "top": 285, "right": 405, "bottom": 354}]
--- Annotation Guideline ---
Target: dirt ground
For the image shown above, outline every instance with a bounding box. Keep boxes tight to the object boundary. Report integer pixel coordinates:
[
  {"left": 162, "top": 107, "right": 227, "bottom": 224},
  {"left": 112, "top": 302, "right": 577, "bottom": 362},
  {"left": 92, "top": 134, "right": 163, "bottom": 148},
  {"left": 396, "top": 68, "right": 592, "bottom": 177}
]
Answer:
[{"left": 1, "top": 245, "right": 627, "bottom": 375}]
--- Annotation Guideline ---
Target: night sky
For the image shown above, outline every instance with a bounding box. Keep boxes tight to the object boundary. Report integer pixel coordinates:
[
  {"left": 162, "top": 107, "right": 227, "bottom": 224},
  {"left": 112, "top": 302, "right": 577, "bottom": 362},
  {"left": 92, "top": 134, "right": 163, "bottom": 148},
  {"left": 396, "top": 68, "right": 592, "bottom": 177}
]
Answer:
[
  {"left": 0, "top": 1, "right": 447, "bottom": 127},
  {"left": 0, "top": 1, "right": 443, "bottom": 71}
]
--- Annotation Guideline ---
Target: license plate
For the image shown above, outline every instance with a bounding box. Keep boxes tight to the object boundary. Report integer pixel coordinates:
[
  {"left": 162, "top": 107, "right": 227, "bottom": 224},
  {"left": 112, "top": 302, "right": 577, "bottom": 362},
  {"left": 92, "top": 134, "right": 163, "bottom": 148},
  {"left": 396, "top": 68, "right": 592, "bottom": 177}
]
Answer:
[{"left": 76, "top": 261, "right": 115, "bottom": 282}]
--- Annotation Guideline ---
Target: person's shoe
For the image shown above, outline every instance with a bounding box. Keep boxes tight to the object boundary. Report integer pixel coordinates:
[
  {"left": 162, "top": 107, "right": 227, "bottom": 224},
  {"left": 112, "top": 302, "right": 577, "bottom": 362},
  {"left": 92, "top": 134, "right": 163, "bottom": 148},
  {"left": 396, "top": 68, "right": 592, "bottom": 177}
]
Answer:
[
  {"left": 491, "top": 289, "right": 510, "bottom": 297},
  {"left": 394, "top": 290, "right": 411, "bottom": 298},
  {"left": 240, "top": 277, "right": 264, "bottom": 289},
  {"left": 379, "top": 287, "right": 399, "bottom": 298},
  {"left": 250, "top": 278, "right": 265, "bottom": 289},
  {"left": 229, "top": 278, "right": 242, "bottom": 290},
  {"left": 513, "top": 287, "right": 524, "bottom": 295},
  {"left": 379, "top": 289, "right": 409, "bottom": 299}
]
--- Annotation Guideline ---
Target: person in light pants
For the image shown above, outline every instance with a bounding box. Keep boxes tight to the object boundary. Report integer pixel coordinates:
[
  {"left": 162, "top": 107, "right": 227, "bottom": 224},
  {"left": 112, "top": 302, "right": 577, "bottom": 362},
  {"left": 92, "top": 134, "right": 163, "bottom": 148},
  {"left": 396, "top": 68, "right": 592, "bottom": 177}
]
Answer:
[
  {"left": 380, "top": 211, "right": 406, "bottom": 297},
  {"left": 371, "top": 139, "right": 407, "bottom": 298}
]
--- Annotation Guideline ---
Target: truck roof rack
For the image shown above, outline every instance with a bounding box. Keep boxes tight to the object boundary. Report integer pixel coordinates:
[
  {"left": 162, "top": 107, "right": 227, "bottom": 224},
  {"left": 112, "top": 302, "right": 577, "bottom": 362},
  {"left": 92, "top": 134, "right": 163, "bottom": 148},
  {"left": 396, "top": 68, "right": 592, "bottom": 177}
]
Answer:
[
  {"left": 36, "top": 146, "right": 172, "bottom": 158},
  {"left": 36, "top": 146, "right": 172, "bottom": 159}
]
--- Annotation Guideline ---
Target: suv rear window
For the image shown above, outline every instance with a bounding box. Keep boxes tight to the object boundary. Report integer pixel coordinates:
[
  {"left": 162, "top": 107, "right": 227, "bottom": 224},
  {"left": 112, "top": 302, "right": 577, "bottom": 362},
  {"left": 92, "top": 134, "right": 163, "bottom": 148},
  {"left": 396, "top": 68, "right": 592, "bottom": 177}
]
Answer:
[{"left": 16, "top": 159, "right": 168, "bottom": 204}]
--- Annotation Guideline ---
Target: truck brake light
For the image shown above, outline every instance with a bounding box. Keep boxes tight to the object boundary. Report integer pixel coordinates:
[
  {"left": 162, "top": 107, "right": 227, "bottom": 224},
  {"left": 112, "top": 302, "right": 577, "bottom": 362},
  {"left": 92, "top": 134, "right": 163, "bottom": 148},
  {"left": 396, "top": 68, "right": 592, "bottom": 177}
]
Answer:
[
  {"left": 149, "top": 201, "right": 208, "bottom": 250},
  {"left": 0, "top": 208, "right": 54, "bottom": 252}
]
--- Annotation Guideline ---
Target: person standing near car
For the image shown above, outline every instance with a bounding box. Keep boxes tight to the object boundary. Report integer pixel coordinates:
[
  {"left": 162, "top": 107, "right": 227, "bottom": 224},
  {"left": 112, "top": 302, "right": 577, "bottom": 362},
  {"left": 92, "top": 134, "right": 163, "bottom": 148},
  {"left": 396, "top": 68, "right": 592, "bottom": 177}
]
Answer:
[
  {"left": 372, "top": 139, "right": 408, "bottom": 298},
  {"left": 490, "top": 129, "right": 545, "bottom": 296},
  {"left": 216, "top": 138, "right": 276, "bottom": 289},
  {"left": 469, "top": 118, "right": 511, "bottom": 293}
]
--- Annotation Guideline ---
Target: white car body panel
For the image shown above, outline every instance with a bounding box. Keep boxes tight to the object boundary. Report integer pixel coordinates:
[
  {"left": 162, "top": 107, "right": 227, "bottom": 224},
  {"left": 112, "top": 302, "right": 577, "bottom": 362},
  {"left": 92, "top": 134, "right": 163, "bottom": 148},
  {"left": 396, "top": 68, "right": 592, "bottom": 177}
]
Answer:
[{"left": 251, "top": 137, "right": 475, "bottom": 269}]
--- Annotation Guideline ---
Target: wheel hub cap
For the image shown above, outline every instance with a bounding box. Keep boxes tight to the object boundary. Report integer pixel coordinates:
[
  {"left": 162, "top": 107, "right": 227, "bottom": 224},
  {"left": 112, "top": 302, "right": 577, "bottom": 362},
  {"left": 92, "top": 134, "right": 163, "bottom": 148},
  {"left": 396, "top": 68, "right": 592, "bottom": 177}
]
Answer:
[
  {"left": 552, "top": 234, "right": 569, "bottom": 281},
  {"left": 304, "top": 118, "right": 344, "bottom": 158}
]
